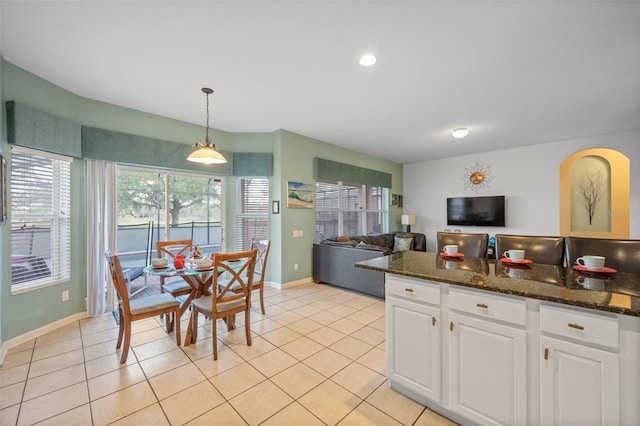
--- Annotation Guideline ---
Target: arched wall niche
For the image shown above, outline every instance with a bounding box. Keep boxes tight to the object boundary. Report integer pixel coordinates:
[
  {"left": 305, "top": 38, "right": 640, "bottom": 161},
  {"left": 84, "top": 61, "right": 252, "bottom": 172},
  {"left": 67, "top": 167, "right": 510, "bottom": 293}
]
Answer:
[{"left": 559, "top": 148, "right": 629, "bottom": 239}]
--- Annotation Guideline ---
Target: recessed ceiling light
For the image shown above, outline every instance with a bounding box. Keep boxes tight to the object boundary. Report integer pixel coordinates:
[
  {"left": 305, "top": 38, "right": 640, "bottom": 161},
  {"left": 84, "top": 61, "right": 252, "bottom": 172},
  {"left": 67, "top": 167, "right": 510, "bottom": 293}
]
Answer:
[
  {"left": 452, "top": 127, "right": 470, "bottom": 138},
  {"left": 359, "top": 54, "right": 377, "bottom": 67}
]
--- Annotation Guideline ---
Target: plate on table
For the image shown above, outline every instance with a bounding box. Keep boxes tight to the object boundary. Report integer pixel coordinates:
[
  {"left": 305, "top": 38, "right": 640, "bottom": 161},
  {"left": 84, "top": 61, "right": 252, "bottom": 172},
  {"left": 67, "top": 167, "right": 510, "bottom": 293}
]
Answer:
[
  {"left": 572, "top": 265, "right": 617, "bottom": 275},
  {"left": 500, "top": 257, "right": 533, "bottom": 265},
  {"left": 228, "top": 259, "right": 241, "bottom": 263},
  {"left": 440, "top": 252, "right": 464, "bottom": 258},
  {"left": 196, "top": 266, "right": 215, "bottom": 271},
  {"left": 152, "top": 264, "right": 169, "bottom": 269}
]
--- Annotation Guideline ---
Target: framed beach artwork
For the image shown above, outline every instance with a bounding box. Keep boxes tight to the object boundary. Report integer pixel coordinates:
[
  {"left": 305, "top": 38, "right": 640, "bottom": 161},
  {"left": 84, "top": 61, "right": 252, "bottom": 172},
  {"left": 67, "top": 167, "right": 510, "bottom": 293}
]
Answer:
[{"left": 287, "top": 181, "right": 314, "bottom": 209}]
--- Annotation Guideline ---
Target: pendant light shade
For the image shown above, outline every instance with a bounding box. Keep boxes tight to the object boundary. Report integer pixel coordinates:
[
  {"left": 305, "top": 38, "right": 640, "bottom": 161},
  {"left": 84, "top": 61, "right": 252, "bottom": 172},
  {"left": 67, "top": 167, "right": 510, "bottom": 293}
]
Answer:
[{"left": 187, "top": 88, "right": 227, "bottom": 164}]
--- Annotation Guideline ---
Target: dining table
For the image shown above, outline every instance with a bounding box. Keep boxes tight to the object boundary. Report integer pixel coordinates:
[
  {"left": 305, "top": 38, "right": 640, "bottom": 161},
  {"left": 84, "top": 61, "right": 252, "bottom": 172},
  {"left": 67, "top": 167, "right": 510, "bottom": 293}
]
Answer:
[{"left": 143, "top": 259, "right": 246, "bottom": 345}]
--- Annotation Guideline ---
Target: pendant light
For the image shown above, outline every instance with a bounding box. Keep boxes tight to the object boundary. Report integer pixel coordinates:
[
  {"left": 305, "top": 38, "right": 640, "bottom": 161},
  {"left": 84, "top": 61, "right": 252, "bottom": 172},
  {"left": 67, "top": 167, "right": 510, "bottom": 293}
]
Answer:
[{"left": 187, "top": 88, "right": 227, "bottom": 164}]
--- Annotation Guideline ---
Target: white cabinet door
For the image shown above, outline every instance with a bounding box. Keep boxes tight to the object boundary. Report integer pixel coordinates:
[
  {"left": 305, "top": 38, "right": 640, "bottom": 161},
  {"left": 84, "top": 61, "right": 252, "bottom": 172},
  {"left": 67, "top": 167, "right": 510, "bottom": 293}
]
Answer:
[
  {"left": 540, "top": 336, "right": 620, "bottom": 426},
  {"left": 449, "top": 312, "right": 527, "bottom": 426},
  {"left": 386, "top": 296, "right": 441, "bottom": 402}
]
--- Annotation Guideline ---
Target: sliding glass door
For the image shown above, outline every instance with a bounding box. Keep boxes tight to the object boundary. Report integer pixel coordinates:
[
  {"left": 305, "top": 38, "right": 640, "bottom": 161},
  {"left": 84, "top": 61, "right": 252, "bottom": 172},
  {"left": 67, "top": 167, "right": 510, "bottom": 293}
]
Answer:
[{"left": 116, "top": 166, "right": 224, "bottom": 273}]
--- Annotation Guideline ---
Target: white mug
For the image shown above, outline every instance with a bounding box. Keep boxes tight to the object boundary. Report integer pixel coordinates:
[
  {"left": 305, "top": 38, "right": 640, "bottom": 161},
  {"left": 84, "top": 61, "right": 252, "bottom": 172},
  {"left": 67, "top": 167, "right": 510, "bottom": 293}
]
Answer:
[
  {"left": 576, "top": 255, "right": 605, "bottom": 271},
  {"left": 443, "top": 245, "right": 458, "bottom": 255},
  {"left": 504, "top": 249, "right": 525, "bottom": 261}
]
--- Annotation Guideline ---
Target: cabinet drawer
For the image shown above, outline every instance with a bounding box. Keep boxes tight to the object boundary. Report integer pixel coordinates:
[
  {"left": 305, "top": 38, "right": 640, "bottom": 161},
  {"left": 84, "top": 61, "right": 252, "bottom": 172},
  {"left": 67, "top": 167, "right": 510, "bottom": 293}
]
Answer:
[
  {"left": 540, "top": 304, "right": 619, "bottom": 350},
  {"left": 449, "top": 287, "right": 526, "bottom": 326},
  {"left": 386, "top": 275, "right": 441, "bottom": 306}
]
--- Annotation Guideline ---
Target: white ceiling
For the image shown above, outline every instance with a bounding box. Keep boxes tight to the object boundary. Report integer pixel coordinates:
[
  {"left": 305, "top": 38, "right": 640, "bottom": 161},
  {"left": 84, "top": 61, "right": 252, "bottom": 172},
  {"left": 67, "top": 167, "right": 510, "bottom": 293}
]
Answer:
[{"left": 1, "top": 1, "right": 639, "bottom": 164}]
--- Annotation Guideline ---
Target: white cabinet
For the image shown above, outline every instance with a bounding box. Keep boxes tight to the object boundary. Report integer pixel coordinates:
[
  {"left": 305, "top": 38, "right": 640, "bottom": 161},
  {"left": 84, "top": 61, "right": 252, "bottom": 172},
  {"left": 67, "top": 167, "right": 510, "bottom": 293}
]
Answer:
[
  {"left": 386, "top": 276, "right": 441, "bottom": 402},
  {"left": 539, "top": 304, "right": 620, "bottom": 426},
  {"left": 448, "top": 288, "right": 527, "bottom": 426},
  {"left": 384, "top": 274, "right": 636, "bottom": 426}
]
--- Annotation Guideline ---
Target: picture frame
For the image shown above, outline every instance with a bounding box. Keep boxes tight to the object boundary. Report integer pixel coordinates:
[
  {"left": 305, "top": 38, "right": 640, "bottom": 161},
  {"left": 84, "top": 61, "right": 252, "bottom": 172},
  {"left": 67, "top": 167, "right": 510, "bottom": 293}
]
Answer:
[
  {"left": 0, "top": 155, "right": 6, "bottom": 225},
  {"left": 287, "top": 181, "right": 314, "bottom": 209}
]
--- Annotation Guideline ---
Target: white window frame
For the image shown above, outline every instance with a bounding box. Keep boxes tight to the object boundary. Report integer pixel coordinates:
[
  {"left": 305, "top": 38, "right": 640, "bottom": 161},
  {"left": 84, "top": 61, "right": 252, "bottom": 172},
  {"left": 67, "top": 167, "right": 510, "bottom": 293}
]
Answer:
[
  {"left": 10, "top": 147, "right": 72, "bottom": 294},
  {"left": 235, "top": 177, "right": 269, "bottom": 250},
  {"left": 315, "top": 180, "right": 388, "bottom": 240}
]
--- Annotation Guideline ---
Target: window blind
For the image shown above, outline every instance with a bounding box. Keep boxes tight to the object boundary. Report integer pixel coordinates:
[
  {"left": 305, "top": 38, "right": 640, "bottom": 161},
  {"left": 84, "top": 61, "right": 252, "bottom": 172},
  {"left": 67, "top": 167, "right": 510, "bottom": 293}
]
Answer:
[
  {"left": 315, "top": 180, "right": 388, "bottom": 240},
  {"left": 235, "top": 177, "right": 269, "bottom": 250},
  {"left": 11, "top": 147, "right": 72, "bottom": 292}
]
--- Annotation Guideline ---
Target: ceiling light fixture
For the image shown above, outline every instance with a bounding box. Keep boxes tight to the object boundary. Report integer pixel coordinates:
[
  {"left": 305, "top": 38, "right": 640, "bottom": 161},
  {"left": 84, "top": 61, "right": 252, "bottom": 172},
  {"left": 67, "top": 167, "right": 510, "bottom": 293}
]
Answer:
[
  {"left": 187, "top": 88, "right": 227, "bottom": 165},
  {"left": 452, "top": 127, "right": 470, "bottom": 139},
  {"left": 359, "top": 54, "right": 377, "bottom": 67}
]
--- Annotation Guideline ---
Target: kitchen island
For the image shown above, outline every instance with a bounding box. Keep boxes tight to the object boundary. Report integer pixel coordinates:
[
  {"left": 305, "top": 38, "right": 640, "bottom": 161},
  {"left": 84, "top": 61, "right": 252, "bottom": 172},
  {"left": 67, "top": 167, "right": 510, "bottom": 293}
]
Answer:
[{"left": 356, "top": 251, "right": 640, "bottom": 426}]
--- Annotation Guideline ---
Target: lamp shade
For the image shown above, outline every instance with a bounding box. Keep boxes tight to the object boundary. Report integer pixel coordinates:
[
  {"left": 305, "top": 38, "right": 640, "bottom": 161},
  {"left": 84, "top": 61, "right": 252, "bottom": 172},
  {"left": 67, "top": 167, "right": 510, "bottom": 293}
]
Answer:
[
  {"left": 187, "top": 145, "right": 226, "bottom": 164},
  {"left": 401, "top": 214, "right": 416, "bottom": 226}
]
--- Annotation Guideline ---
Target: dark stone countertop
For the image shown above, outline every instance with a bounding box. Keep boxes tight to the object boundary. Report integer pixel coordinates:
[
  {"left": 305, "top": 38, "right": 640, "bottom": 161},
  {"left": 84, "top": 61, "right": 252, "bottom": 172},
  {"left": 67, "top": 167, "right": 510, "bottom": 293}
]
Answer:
[{"left": 355, "top": 251, "right": 640, "bottom": 317}]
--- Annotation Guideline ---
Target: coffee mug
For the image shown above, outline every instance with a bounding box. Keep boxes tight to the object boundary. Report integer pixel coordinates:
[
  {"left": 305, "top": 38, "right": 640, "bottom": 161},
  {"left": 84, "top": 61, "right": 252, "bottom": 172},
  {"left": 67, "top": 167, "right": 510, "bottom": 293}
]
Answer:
[
  {"left": 576, "top": 255, "right": 605, "bottom": 271},
  {"left": 443, "top": 245, "right": 459, "bottom": 255},
  {"left": 504, "top": 249, "right": 525, "bottom": 261}
]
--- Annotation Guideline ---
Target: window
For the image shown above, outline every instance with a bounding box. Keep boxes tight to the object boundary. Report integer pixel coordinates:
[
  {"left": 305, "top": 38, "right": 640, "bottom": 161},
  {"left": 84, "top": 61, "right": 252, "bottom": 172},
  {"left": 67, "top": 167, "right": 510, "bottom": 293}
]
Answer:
[
  {"left": 11, "top": 148, "right": 71, "bottom": 292},
  {"left": 236, "top": 177, "right": 269, "bottom": 250},
  {"left": 116, "top": 167, "right": 223, "bottom": 270},
  {"left": 315, "top": 180, "right": 387, "bottom": 241}
]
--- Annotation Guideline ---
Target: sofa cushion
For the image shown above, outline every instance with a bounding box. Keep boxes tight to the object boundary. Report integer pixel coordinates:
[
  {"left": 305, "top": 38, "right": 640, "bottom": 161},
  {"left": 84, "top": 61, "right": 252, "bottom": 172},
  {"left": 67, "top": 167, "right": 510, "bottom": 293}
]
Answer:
[{"left": 393, "top": 235, "right": 414, "bottom": 253}]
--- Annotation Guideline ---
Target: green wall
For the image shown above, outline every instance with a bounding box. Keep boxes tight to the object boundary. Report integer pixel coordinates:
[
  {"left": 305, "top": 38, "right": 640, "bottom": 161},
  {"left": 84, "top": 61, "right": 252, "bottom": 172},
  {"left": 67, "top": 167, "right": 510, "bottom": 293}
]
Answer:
[
  {"left": 0, "top": 59, "right": 403, "bottom": 344},
  {"left": 275, "top": 129, "right": 404, "bottom": 284}
]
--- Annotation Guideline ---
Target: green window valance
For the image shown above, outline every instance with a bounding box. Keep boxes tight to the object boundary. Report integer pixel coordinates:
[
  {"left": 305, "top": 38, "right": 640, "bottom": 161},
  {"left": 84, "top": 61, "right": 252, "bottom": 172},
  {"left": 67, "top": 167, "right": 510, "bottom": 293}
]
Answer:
[
  {"left": 81, "top": 126, "right": 232, "bottom": 174},
  {"left": 233, "top": 152, "right": 273, "bottom": 176},
  {"left": 6, "top": 101, "right": 272, "bottom": 177},
  {"left": 313, "top": 158, "right": 392, "bottom": 188},
  {"left": 6, "top": 101, "right": 82, "bottom": 157}
]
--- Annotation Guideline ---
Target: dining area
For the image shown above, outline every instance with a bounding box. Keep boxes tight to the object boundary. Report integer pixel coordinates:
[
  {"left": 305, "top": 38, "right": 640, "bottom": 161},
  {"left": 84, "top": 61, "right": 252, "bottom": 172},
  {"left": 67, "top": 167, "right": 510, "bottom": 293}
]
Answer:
[{"left": 106, "top": 238, "right": 272, "bottom": 364}]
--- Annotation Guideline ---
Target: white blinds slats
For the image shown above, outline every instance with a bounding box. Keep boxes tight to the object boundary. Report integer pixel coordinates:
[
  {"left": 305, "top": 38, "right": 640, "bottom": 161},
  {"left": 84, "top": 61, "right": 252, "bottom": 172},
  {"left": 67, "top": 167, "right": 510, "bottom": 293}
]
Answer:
[
  {"left": 235, "top": 177, "right": 269, "bottom": 250},
  {"left": 11, "top": 149, "right": 72, "bottom": 292}
]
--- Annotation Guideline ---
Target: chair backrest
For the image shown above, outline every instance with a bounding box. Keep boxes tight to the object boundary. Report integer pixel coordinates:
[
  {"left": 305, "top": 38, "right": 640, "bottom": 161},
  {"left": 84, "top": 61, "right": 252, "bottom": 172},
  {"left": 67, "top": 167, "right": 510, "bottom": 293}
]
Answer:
[
  {"left": 436, "top": 231, "right": 489, "bottom": 257},
  {"left": 214, "top": 249, "right": 258, "bottom": 311},
  {"left": 495, "top": 234, "right": 565, "bottom": 265},
  {"left": 105, "top": 250, "right": 130, "bottom": 313},
  {"left": 250, "top": 239, "right": 271, "bottom": 287},
  {"left": 565, "top": 237, "right": 640, "bottom": 273},
  {"left": 156, "top": 239, "right": 193, "bottom": 260}
]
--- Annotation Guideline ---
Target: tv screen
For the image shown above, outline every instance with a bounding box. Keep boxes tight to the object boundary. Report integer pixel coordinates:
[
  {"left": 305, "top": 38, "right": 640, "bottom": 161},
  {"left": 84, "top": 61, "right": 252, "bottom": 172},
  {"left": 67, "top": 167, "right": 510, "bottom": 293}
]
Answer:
[{"left": 447, "top": 195, "right": 506, "bottom": 227}]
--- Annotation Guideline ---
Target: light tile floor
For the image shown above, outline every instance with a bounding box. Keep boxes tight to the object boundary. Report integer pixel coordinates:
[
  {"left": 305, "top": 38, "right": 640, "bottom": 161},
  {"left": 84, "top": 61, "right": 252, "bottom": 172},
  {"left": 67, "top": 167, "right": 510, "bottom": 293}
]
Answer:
[{"left": 0, "top": 282, "right": 457, "bottom": 425}]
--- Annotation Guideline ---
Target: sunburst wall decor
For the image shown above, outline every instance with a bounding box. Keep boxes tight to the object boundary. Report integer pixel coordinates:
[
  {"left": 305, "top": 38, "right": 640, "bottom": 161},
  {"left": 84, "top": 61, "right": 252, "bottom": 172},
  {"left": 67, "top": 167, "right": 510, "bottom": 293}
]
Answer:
[{"left": 461, "top": 162, "right": 493, "bottom": 192}]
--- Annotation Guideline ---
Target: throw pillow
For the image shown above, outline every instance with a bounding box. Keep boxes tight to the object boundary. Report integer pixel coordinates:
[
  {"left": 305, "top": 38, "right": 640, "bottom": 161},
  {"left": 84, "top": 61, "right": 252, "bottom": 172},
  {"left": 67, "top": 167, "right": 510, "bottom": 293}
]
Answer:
[
  {"left": 395, "top": 233, "right": 414, "bottom": 247},
  {"left": 337, "top": 235, "right": 351, "bottom": 242},
  {"left": 393, "top": 236, "right": 413, "bottom": 253}
]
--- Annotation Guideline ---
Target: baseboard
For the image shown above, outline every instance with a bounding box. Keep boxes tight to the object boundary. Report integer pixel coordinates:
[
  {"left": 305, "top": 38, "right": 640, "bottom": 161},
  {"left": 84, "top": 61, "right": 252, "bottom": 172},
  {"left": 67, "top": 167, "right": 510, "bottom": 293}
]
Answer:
[
  {"left": 268, "top": 277, "right": 313, "bottom": 289},
  {"left": 0, "top": 311, "right": 87, "bottom": 365}
]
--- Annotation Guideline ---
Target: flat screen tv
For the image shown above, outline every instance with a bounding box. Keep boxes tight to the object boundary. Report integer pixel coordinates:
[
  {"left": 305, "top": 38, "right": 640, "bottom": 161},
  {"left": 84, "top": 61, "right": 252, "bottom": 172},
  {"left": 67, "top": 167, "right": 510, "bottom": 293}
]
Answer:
[{"left": 447, "top": 195, "right": 505, "bottom": 227}]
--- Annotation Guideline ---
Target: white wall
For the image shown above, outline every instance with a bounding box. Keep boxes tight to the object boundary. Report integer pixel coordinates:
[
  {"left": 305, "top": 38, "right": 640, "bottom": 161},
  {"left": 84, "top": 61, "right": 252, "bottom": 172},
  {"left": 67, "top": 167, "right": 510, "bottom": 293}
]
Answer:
[{"left": 404, "top": 129, "right": 640, "bottom": 251}]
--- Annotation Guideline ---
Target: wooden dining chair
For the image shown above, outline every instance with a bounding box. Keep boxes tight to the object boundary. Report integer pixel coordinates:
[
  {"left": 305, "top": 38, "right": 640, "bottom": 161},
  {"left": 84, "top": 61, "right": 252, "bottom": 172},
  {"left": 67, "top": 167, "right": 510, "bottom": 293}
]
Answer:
[
  {"left": 105, "top": 251, "right": 181, "bottom": 364},
  {"left": 228, "top": 239, "right": 271, "bottom": 314},
  {"left": 189, "top": 249, "right": 257, "bottom": 360},
  {"left": 156, "top": 239, "right": 193, "bottom": 298}
]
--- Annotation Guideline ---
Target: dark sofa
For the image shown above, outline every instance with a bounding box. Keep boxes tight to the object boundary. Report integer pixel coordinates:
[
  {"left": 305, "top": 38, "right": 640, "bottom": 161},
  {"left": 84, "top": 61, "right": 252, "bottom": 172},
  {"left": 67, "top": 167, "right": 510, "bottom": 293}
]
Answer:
[{"left": 312, "top": 232, "right": 426, "bottom": 298}]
